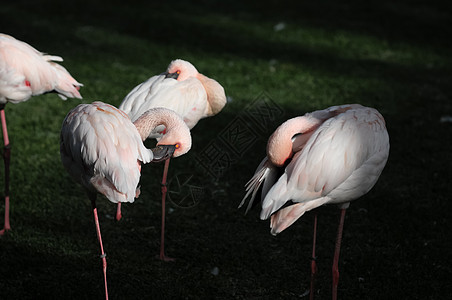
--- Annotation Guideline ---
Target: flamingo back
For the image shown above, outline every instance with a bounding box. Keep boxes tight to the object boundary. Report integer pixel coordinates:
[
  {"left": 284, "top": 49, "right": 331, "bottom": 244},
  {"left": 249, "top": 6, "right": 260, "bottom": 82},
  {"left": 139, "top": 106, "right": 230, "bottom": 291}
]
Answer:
[
  {"left": 120, "top": 74, "right": 207, "bottom": 129},
  {"left": 60, "top": 101, "right": 153, "bottom": 203}
]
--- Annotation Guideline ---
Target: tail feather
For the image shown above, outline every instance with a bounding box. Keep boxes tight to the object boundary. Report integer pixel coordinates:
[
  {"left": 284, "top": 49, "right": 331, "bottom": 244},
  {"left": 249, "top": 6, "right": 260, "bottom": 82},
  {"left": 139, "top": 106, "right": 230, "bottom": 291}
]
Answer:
[
  {"left": 239, "top": 158, "right": 276, "bottom": 214},
  {"left": 239, "top": 166, "right": 267, "bottom": 213},
  {"left": 51, "top": 62, "right": 83, "bottom": 100},
  {"left": 270, "top": 198, "right": 330, "bottom": 235}
]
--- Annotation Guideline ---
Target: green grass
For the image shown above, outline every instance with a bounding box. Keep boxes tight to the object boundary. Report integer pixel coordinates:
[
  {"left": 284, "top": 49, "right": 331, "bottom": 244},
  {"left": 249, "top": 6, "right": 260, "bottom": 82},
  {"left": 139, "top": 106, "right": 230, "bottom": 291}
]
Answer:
[{"left": 1, "top": 0, "right": 451, "bottom": 299}]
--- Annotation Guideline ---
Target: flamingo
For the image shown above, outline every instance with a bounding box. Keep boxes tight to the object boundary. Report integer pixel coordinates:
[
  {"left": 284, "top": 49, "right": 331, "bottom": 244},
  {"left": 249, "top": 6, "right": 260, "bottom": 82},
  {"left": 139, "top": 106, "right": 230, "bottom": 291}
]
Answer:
[
  {"left": 119, "top": 59, "right": 226, "bottom": 260},
  {"left": 0, "top": 33, "right": 82, "bottom": 235},
  {"left": 119, "top": 59, "right": 226, "bottom": 135},
  {"left": 239, "top": 104, "right": 389, "bottom": 300},
  {"left": 60, "top": 101, "right": 191, "bottom": 299}
]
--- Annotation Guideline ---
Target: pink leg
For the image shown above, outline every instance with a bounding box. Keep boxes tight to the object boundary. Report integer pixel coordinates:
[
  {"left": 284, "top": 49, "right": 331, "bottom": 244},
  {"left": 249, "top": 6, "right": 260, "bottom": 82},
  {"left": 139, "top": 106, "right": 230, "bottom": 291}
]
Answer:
[
  {"left": 90, "top": 196, "right": 109, "bottom": 300},
  {"left": 116, "top": 202, "right": 122, "bottom": 221},
  {"left": 310, "top": 213, "right": 318, "bottom": 300},
  {"left": 332, "top": 208, "right": 347, "bottom": 300},
  {"left": 0, "top": 108, "right": 11, "bottom": 235},
  {"left": 158, "top": 158, "right": 174, "bottom": 261}
]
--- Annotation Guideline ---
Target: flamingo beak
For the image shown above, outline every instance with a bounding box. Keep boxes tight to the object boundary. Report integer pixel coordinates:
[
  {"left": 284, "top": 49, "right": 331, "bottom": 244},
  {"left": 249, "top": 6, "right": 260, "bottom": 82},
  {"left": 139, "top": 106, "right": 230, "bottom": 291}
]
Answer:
[
  {"left": 165, "top": 72, "right": 179, "bottom": 80},
  {"left": 151, "top": 145, "right": 177, "bottom": 162}
]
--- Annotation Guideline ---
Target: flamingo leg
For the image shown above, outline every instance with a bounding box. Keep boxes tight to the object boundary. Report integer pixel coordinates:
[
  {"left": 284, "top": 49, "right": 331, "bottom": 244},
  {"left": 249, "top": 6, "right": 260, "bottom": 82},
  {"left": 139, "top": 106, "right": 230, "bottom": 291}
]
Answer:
[
  {"left": 310, "top": 213, "right": 318, "bottom": 300},
  {"left": 158, "top": 158, "right": 174, "bottom": 261},
  {"left": 116, "top": 202, "right": 122, "bottom": 221},
  {"left": 0, "top": 107, "right": 11, "bottom": 235},
  {"left": 332, "top": 208, "right": 347, "bottom": 300},
  {"left": 89, "top": 194, "right": 109, "bottom": 300}
]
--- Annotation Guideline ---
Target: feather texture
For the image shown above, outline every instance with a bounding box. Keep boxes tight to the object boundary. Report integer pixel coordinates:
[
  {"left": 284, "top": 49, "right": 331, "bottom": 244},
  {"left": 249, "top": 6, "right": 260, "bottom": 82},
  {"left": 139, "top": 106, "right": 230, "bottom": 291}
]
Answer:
[
  {"left": 241, "top": 104, "right": 390, "bottom": 235},
  {"left": 119, "top": 59, "right": 226, "bottom": 139},
  {"left": 0, "top": 33, "right": 82, "bottom": 104},
  {"left": 60, "top": 102, "right": 153, "bottom": 203}
]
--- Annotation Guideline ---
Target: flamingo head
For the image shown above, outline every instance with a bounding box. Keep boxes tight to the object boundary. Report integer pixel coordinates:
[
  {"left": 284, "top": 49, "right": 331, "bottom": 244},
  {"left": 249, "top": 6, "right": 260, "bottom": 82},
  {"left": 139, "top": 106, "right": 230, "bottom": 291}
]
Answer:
[
  {"left": 267, "top": 135, "right": 293, "bottom": 167},
  {"left": 152, "top": 109, "right": 192, "bottom": 161},
  {"left": 165, "top": 59, "right": 198, "bottom": 81},
  {"left": 266, "top": 117, "right": 305, "bottom": 167}
]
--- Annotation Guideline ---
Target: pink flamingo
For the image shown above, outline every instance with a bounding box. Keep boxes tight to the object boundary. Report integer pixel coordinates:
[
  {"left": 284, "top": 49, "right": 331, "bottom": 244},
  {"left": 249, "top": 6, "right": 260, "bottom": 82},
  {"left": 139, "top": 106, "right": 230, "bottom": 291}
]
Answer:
[
  {"left": 119, "top": 59, "right": 226, "bottom": 135},
  {"left": 60, "top": 101, "right": 191, "bottom": 299},
  {"left": 0, "top": 33, "right": 82, "bottom": 235},
  {"left": 119, "top": 59, "right": 226, "bottom": 260},
  {"left": 240, "top": 104, "right": 389, "bottom": 300}
]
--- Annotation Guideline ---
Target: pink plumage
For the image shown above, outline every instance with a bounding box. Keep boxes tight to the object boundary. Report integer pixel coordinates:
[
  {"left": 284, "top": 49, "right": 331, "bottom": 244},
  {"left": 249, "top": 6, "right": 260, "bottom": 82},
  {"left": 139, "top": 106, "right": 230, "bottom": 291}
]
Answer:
[
  {"left": 0, "top": 33, "right": 82, "bottom": 104},
  {"left": 119, "top": 59, "right": 224, "bottom": 260},
  {"left": 60, "top": 101, "right": 153, "bottom": 204},
  {"left": 60, "top": 101, "right": 191, "bottom": 298},
  {"left": 240, "top": 104, "right": 389, "bottom": 300},
  {"left": 0, "top": 33, "right": 82, "bottom": 235},
  {"left": 119, "top": 59, "right": 226, "bottom": 138}
]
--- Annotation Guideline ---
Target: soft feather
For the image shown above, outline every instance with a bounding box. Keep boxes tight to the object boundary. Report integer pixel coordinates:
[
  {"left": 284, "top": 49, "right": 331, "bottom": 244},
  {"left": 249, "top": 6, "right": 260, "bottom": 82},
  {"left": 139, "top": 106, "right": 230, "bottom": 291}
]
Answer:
[
  {"left": 60, "top": 102, "right": 153, "bottom": 203},
  {"left": 241, "top": 104, "right": 390, "bottom": 235},
  {"left": 0, "top": 33, "right": 82, "bottom": 104}
]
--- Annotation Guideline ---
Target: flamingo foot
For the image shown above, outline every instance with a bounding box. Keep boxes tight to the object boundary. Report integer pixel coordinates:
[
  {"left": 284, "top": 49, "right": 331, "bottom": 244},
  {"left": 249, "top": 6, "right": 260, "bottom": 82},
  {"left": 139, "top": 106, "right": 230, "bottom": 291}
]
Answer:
[{"left": 156, "top": 253, "right": 176, "bottom": 262}]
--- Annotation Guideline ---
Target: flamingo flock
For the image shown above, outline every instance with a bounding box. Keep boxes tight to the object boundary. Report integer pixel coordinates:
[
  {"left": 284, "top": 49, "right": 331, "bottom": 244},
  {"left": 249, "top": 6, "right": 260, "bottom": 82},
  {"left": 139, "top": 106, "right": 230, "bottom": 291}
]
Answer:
[{"left": 0, "top": 33, "right": 389, "bottom": 300}]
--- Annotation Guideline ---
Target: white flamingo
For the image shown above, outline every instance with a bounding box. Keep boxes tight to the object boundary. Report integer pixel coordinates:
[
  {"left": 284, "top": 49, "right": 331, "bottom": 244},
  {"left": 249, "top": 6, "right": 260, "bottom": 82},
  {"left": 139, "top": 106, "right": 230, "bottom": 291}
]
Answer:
[
  {"left": 0, "top": 33, "right": 82, "bottom": 235},
  {"left": 119, "top": 59, "right": 226, "bottom": 136},
  {"left": 240, "top": 104, "right": 389, "bottom": 300},
  {"left": 119, "top": 59, "right": 226, "bottom": 260},
  {"left": 60, "top": 101, "right": 191, "bottom": 299}
]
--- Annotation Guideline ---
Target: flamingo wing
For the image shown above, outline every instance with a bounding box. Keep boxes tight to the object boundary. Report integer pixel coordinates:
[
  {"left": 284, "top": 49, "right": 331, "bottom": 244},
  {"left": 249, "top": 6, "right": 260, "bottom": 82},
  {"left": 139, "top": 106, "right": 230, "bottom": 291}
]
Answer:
[
  {"left": 119, "top": 74, "right": 165, "bottom": 117},
  {"left": 60, "top": 102, "right": 153, "bottom": 203}
]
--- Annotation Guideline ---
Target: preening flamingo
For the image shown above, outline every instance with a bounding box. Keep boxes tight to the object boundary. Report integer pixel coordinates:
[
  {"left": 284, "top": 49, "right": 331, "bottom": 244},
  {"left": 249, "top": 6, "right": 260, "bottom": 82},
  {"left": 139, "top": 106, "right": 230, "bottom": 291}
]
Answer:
[
  {"left": 60, "top": 101, "right": 191, "bottom": 299},
  {"left": 119, "top": 59, "right": 226, "bottom": 135},
  {"left": 239, "top": 104, "right": 389, "bottom": 300},
  {"left": 0, "top": 33, "right": 82, "bottom": 235},
  {"left": 119, "top": 59, "right": 226, "bottom": 260}
]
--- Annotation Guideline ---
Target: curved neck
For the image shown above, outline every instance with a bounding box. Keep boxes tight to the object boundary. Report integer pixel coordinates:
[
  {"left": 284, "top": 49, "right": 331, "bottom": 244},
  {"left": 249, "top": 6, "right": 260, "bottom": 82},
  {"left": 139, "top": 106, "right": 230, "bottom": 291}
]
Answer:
[
  {"left": 133, "top": 108, "right": 179, "bottom": 141},
  {"left": 267, "top": 116, "right": 322, "bottom": 166}
]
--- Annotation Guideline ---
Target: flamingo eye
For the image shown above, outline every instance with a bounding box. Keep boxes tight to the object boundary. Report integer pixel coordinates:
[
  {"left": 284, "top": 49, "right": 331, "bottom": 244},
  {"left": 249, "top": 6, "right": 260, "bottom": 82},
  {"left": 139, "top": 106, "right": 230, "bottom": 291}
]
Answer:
[
  {"left": 176, "top": 70, "right": 181, "bottom": 75},
  {"left": 175, "top": 143, "right": 181, "bottom": 149}
]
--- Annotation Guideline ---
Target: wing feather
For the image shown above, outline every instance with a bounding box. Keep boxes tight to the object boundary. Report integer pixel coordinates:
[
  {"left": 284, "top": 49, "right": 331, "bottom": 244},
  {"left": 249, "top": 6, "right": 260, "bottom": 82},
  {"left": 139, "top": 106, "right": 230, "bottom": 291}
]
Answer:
[
  {"left": 119, "top": 75, "right": 207, "bottom": 134},
  {"left": 60, "top": 102, "right": 153, "bottom": 203}
]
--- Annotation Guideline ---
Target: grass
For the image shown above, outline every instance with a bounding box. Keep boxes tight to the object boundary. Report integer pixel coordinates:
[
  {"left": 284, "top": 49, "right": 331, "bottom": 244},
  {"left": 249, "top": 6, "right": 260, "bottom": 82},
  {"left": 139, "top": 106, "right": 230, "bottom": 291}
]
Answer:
[{"left": 0, "top": 0, "right": 451, "bottom": 299}]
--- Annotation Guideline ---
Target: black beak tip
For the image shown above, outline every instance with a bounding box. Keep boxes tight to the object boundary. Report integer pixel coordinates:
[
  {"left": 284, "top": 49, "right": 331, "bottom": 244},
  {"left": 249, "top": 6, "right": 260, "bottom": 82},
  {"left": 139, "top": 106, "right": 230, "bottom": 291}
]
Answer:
[
  {"left": 151, "top": 145, "right": 177, "bottom": 163},
  {"left": 165, "top": 72, "right": 179, "bottom": 80}
]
